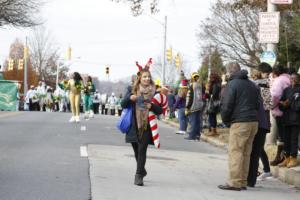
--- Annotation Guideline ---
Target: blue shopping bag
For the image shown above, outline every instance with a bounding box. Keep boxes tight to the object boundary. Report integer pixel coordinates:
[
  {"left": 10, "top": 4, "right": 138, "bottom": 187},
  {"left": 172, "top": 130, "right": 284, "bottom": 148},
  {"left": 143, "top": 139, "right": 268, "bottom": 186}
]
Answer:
[{"left": 117, "top": 105, "right": 133, "bottom": 133}]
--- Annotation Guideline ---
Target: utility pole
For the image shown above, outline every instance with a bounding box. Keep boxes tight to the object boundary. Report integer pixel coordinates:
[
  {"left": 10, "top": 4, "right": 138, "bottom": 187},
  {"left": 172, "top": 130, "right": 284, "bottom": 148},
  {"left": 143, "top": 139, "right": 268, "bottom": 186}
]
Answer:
[
  {"left": 162, "top": 15, "right": 167, "bottom": 85},
  {"left": 208, "top": 46, "right": 212, "bottom": 81},
  {"left": 56, "top": 60, "right": 60, "bottom": 88},
  {"left": 266, "top": 0, "right": 277, "bottom": 145},
  {"left": 24, "top": 37, "right": 28, "bottom": 95},
  {"left": 267, "top": 0, "right": 277, "bottom": 52},
  {"left": 285, "top": 24, "right": 290, "bottom": 68}
]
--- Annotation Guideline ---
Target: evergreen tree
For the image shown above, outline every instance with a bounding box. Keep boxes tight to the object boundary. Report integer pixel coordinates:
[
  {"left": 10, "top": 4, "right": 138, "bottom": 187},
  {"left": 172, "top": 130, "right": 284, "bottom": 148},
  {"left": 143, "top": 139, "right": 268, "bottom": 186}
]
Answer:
[{"left": 199, "top": 48, "right": 225, "bottom": 82}]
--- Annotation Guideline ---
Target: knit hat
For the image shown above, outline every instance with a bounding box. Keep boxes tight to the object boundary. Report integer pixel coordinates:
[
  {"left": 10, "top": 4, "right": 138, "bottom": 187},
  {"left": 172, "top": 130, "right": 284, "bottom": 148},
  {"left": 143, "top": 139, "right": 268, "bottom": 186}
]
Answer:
[
  {"left": 180, "top": 79, "right": 188, "bottom": 88},
  {"left": 191, "top": 72, "right": 199, "bottom": 79}
]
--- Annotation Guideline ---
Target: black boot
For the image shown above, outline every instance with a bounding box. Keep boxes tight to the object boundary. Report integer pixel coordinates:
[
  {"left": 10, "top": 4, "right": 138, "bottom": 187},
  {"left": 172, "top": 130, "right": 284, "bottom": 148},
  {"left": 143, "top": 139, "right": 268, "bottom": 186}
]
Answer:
[
  {"left": 141, "top": 169, "right": 147, "bottom": 178},
  {"left": 270, "top": 145, "right": 284, "bottom": 166},
  {"left": 134, "top": 174, "right": 144, "bottom": 186}
]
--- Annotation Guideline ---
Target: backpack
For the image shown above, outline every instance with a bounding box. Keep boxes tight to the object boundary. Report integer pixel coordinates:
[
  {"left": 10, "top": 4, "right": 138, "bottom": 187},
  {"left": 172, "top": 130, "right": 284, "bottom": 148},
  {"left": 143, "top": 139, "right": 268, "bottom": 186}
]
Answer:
[{"left": 290, "top": 92, "right": 300, "bottom": 112}]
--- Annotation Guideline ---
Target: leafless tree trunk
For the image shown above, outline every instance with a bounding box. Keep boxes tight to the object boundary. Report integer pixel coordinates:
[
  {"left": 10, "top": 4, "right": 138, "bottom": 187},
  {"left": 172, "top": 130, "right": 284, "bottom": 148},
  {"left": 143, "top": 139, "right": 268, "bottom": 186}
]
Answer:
[
  {"left": 0, "top": 0, "right": 42, "bottom": 27},
  {"left": 29, "top": 26, "right": 69, "bottom": 87}
]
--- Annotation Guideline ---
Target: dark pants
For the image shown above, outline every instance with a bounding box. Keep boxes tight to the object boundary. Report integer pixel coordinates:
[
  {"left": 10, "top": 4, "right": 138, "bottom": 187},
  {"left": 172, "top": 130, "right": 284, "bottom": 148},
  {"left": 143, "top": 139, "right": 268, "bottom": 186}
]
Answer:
[
  {"left": 111, "top": 109, "right": 115, "bottom": 116},
  {"left": 37, "top": 103, "right": 41, "bottom": 111},
  {"left": 55, "top": 102, "right": 59, "bottom": 111},
  {"left": 101, "top": 104, "right": 105, "bottom": 114},
  {"left": 131, "top": 132, "right": 152, "bottom": 175},
  {"left": 29, "top": 99, "right": 34, "bottom": 111},
  {"left": 275, "top": 116, "right": 285, "bottom": 143},
  {"left": 168, "top": 106, "right": 175, "bottom": 119},
  {"left": 260, "top": 148, "right": 270, "bottom": 173},
  {"left": 247, "top": 128, "right": 268, "bottom": 187},
  {"left": 284, "top": 125, "right": 300, "bottom": 157},
  {"left": 93, "top": 103, "right": 100, "bottom": 114},
  {"left": 118, "top": 109, "right": 122, "bottom": 116},
  {"left": 188, "top": 110, "right": 201, "bottom": 139},
  {"left": 208, "top": 112, "right": 217, "bottom": 129},
  {"left": 178, "top": 108, "right": 188, "bottom": 131}
]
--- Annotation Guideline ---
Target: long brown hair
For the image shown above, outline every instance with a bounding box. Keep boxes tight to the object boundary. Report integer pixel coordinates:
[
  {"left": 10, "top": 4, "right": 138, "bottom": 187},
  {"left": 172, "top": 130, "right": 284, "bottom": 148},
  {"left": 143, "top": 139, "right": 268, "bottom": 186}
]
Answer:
[{"left": 132, "top": 69, "right": 154, "bottom": 94}]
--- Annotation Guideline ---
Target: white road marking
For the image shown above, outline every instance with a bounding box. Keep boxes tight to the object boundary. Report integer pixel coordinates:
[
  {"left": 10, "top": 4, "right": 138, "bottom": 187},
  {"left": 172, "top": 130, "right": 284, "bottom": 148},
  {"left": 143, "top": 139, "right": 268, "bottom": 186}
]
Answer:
[
  {"left": 80, "top": 126, "right": 87, "bottom": 131},
  {"left": 80, "top": 146, "right": 88, "bottom": 157}
]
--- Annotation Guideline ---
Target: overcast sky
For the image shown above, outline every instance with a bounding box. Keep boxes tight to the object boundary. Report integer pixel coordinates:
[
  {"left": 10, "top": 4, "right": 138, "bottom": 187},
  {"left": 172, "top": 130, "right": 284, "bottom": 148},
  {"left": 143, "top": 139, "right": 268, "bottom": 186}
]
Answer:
[{"left": 0, "top": 0, "right": 214, "bottom": 81}]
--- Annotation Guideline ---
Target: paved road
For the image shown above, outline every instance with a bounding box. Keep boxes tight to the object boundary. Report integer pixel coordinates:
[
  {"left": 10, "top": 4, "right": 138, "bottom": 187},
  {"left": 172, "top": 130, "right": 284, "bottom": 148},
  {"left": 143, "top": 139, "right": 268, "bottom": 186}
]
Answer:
[{"left": 0, "top": 111, "right": 223, "bottom": 200}]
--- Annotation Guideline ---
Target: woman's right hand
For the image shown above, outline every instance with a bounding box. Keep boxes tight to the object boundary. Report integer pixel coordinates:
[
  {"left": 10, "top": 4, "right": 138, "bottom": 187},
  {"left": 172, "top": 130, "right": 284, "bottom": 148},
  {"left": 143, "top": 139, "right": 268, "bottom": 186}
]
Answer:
[{"left": 130, "top": 95, "right": 137, "bottom": 102}]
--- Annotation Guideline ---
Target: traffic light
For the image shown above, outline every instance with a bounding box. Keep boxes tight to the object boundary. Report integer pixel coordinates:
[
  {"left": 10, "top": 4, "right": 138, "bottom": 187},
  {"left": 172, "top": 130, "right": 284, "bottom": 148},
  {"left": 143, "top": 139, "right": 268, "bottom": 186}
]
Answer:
[
  {"left": 166, "top": 47, "right": 172, "bottom": 62},
  {"left": 67, "top": 47, "right": 72, "bottom": 60},
  {"left": 8, "top": 59, "right": 14, "bottom": 71},
  {"left": 175, "top": 53, "right": 182, "bottom": 69},
  {"left": 105, "top": 66, "right": 109, "bottom": 75},
  {"left": 18, "top": 59, "right": 24, "bottom": 70}
]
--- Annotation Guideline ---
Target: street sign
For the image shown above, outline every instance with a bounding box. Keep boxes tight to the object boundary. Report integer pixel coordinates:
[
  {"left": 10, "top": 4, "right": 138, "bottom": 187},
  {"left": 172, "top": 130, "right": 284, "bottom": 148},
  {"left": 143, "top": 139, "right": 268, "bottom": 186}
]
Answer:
[
  {"left": 259, "top": 12, "right": 280, "bottom": 44},
  {"left": 271, "top": 0, "right": 293, "bottom": 4},
  {"left": 260, "top": 51, "right": 277, "bottom": 67}
]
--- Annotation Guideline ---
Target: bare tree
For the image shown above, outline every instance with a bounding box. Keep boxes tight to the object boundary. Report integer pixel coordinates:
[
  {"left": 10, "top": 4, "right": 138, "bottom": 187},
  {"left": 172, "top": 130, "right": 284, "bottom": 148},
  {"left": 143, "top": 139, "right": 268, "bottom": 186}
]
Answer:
[
  {"left": 111, "top": 0, "right": 159, "bottom": 16},
  {"left": 29, "top": 26, "right": 69, "bottom": 87},
  {"left": 0, "top": 0, "right": 42, "bottom": 27},
  {"left": 197, "top": 0, "right": 264, "bottom": 68}
]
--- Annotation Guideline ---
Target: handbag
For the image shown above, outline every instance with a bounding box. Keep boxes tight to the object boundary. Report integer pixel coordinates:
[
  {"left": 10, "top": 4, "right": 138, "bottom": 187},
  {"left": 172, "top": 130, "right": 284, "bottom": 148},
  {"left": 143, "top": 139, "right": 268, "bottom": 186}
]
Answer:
[
  {"left": 207, "top": 97, "right": 220, "bottom": 114},
  {"left": 116, "top": 104, "right": 133, "bottom": 133}
]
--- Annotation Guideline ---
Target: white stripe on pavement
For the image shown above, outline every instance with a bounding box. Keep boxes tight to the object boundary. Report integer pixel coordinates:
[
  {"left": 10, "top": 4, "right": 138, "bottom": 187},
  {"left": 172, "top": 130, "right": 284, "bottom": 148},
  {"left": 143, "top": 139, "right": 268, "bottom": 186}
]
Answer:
[{"left": 80, "top": 146, "right": 88, "bottom": 157}]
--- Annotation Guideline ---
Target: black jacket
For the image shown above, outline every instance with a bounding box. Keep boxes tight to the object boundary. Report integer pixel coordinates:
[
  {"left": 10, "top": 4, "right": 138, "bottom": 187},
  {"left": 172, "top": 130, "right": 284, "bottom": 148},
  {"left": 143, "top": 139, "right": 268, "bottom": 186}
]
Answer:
[
  {"left": 280, "top": 84, "right": 300, "bottom": 126},
  {"left": 121, "top": 89, "right": 163, "bottom": 144},
  {"left": 209, "top": 82, "right": 221, "bottom": 100},
  {"left": 220, "top": 70, "right": 259, "bottom": 126}
]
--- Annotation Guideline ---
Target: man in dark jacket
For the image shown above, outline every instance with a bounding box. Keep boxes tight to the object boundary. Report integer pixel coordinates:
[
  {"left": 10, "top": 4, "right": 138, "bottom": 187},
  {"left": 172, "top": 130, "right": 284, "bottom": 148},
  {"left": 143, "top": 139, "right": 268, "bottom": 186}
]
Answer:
[{"left": 218, "top": 62, "right": 259, "bottom": 191}]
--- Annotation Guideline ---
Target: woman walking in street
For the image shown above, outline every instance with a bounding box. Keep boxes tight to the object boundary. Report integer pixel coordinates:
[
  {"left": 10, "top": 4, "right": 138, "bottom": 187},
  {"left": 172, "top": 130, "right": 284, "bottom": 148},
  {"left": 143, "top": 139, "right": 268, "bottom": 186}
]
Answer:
[
  {"left": 121, "top": 64, "right": 162, "bottom": 186},
  {"left": 83, "top": 76, "right": 96, "bottom": 119},
  {"left": 59, "top": 72, "right": 83, "bottom": 123}
]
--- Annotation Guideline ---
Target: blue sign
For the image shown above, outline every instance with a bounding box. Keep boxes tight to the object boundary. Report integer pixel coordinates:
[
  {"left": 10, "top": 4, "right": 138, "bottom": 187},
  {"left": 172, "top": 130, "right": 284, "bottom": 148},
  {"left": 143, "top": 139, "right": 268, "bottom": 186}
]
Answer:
[{"left": 260, "top": 51, "right": 277, "bottom": 67}]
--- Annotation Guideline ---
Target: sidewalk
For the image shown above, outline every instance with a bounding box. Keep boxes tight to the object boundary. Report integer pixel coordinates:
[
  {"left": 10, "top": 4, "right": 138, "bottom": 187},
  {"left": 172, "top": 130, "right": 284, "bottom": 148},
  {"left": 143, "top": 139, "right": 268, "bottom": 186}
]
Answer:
[
  {"left": 162, "top": 119, "right": 300, "bottom": 189},
  {"left": 88, "top": 144, "right": 300, "bottom": 200},
  {"left": 0, "top": 111, "right": 22, "bottom": 118}
]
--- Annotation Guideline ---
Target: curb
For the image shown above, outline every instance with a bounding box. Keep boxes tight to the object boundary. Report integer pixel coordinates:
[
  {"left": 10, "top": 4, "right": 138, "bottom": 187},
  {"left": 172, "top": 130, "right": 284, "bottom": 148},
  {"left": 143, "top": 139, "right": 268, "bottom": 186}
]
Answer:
[
  {"left": 162, "top": 119, "right": 300, "bottom": 189},
  {"left": 161, "top": 119, "right": 228, "bottom": 150},
  {"left": 0, "top": 111, "right": 22, "bottom": 118},
  {"left": 271, "top": 166, "right": 300, "bottom": 189}
]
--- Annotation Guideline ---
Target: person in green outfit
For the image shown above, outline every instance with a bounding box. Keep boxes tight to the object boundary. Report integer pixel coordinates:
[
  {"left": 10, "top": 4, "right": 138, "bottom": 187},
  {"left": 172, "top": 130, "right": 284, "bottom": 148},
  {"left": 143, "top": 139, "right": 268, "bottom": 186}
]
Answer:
[{"left": 84, "top": 76, "right": 96, "bottom": 119}]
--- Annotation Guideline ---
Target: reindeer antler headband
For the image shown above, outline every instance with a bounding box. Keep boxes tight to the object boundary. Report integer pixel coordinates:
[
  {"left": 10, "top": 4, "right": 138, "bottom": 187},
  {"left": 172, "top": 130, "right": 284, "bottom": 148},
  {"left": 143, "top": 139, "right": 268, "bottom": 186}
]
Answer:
[{"left": 135, "top": 58, "right": 153, "bottom": 72}]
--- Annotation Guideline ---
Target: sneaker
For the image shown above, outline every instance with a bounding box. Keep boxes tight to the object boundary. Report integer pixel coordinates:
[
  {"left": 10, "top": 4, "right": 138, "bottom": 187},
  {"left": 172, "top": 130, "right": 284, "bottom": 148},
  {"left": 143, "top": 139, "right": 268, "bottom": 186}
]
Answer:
[
  {"left": 69, "top": 116, "right": 75, "bottom": 123},
  {"left": 84, "top": 112, "right": 89, "bottom": 120},
  {"left": 89, "top": 111, "right": 94, "bottom": 118},
  {"left": 75, "top": 116, "right": 80, "bottom": 123},
  {"left": 176, "top": 130, "right": 185, "bottom": 135},
  {"left": 257, "top": 172, "right": 272, "bottom": 181},
  {"left": 184, "top": 137, "right": 195, "bottom": 141}
]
